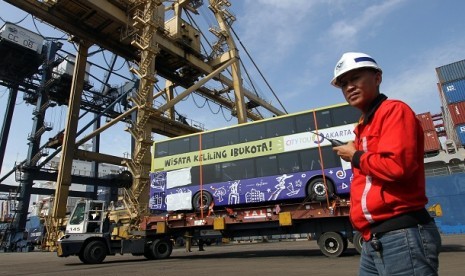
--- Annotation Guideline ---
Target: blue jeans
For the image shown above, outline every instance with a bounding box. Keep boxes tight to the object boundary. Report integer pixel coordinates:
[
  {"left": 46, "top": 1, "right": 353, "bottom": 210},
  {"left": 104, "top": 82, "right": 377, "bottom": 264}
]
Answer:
[{"left": 359, "top": 221, "right": 441, "bottom": 276}]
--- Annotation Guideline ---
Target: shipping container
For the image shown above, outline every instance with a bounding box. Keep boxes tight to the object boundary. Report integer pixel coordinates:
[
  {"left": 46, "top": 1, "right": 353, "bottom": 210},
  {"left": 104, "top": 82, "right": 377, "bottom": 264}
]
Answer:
[
  {"left": 455, "top": 124, "right": 465, "bottom": 147},
  {"left": 416, "top": 112, "right": 435, "bottom": 131},
  {"left": 0, "top": 22, "right": 44, "bottom": 54},
  {"left": 437, "top": 83, "right": 449, "bottom": 111},
  {"left": 441, "top": 105, "right": 461, "bottom": 149},
  {"left": 441, "top": 78, "right": 465, "bottom": 104},
  {"left": 436, "top": 59, "right": 465, "bottom": 84},
  {"left": 447, "top": 101, "right": 465, "bottom": 126},
  {"left": 426, "top": 173, "right": 465, "bottom": 234},
  {"left": 424, "top": 130, "right": 441, "bottom": 153}
]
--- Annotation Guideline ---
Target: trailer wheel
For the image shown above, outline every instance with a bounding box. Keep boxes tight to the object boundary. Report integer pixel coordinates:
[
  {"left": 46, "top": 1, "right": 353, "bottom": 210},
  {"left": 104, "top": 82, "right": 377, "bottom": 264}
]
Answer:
[
  {"left": 307, "top": 178, "right": 334, "bottom": 202},
  {"left": 342, "top": 236, "right": 348, "bottom": 252},
  {"left": 82, "top": 240, "right": 107, "bottom": 264},
  {"left": 317, "top": 232, "right": 344, "bottom": 257},
  {"left": 192, "top": 191, "right": 213, "bottom": 211},
  {"left": 151, "top": 239, "right": 173, "bottom": 259},
  {"left": 353, "top": 232, "right": 363, "bottom": 255}
]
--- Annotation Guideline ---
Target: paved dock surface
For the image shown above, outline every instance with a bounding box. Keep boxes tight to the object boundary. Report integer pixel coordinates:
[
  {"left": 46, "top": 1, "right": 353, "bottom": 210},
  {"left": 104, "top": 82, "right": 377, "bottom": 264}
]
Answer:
[{"left": 0, "top": 235, "right": 463, "bottom": 276}]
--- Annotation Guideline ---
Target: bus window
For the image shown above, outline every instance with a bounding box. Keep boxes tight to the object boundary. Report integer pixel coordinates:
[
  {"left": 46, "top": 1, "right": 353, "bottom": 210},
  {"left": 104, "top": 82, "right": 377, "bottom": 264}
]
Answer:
[
  {"left": 200, "top": 164, "right": 222, "bottom": 185},
  {"left": 301, "top": 148, "right": 322, "bottom": 170},
  {"left": 278, "top": 152, "right": 301, "bottom": 174},
  {"left": 256, "top": 155, "right": 278, "bottom": 177},
  {"left": 332, "top": 105, "right": 361, "bottom": 125},
  {"left": 239, "top": 123, "right": 265, "bottom": 142},
  {"left": 266, "top": 116, "right": 296, "bottom": 137},
  {"left": 169, "top": 137, "right": 190, "bottom": 155},
  {"left": 295, "top": 113, "right": 315, "bottom": 133},
  {"left": 190, "top": 166, "right": 200, "bottom": 185},
  {"left": 320, "top": 147, "right": 340, "bottom": 168},
  {"left": 215, "top": 127, "right": 239, "bottom": 147},
  {"left": 301, "top": 147, "right": 340, "bottom": 171},
  {"left": 222, "top": 159, "right": 255, "bottom": 181},
  {"left": 201, "top": 132, "right": 215, "bottom": 150},
  {"left": 190, "top": 135, "right": 200, "bottom": 152},
  {"left": 154, "top": 142, "right": 169, "bottom": 158},
  {"left": 315, "top": 110, "right": 332, "bottom": 128}
]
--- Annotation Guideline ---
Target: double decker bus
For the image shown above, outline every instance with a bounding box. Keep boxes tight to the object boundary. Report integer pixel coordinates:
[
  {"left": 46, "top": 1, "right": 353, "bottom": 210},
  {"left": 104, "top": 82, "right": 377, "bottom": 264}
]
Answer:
[{"left": 150, "top": 103, "right": 360, "bottom": 212}]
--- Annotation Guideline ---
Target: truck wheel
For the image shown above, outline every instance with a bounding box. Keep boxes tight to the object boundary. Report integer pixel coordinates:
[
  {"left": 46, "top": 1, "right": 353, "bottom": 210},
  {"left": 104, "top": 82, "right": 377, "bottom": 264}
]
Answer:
[
  {"left": 82, "top": 240, "right": 107, "bottom": 264},
  {"left": 307, "top": 178, "right": 334, "bottom": 202},
  {"left": 143, "top": 241, "right": 155, "bottom": 260},
  {"left": 353, "top": 232, "right": 363, "bottom": 255},
  {"left": 78, "top": 252, "right": 88, "bottom": 264},
  {"left": 317, "top": 232, "right": 344, "bottom": 257},
  {"left": 151, "top": 239, "right": 173, "bottom": 259},
  {"left": 192, "top": 191, "right": 213, "bottom": 211},
  {"left": 143, "top": 250, "right": 155, "bottom": 260}
]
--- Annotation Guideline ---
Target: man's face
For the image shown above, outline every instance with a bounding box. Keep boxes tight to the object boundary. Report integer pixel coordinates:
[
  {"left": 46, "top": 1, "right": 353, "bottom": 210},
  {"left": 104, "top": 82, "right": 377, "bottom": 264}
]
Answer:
[{"left": 337, "top": 68, "right": 382, "bottom": 112}]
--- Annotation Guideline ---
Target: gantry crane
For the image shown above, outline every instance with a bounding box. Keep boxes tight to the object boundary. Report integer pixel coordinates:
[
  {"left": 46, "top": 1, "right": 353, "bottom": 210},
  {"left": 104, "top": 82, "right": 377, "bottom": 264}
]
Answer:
[{"left": 3, "top": 0, "right": 287, "bottom": 250}]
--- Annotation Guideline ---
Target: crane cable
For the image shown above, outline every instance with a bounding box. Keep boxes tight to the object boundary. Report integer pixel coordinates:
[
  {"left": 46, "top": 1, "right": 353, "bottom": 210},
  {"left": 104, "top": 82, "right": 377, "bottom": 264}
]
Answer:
[
  {"left": 193, "top": 6, "right": 266, "bottom": 118},
  {"left": 229, "top": 25, "right": 288, "bottom": 114}
]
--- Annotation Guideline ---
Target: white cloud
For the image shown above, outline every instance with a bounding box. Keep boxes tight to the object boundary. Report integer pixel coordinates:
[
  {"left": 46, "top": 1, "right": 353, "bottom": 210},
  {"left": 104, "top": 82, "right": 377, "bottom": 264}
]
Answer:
[
  {"left": 237, "top": 0, "right": 319, "bottom": 64},
  {"left": 325, "top": 0, "right": 405, "bottom": 49},
  {"left": 383, "top": 37, "right": 465, "bottom": 114}
]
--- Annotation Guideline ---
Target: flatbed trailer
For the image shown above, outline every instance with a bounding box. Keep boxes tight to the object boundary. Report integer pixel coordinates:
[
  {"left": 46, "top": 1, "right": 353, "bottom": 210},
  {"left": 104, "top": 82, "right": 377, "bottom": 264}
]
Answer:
[
  {"left": 143, "top": 198, "right": 361, "bottom": 257},
  {"left": 58, "top": 198, "right": 362, "bottom": 264}
]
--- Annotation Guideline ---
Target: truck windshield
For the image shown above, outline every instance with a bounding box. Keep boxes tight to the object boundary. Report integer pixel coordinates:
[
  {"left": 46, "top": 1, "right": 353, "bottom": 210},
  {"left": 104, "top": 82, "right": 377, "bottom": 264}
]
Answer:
[{"left": 69, "top": 202, "right": 86, "bottom": 225}]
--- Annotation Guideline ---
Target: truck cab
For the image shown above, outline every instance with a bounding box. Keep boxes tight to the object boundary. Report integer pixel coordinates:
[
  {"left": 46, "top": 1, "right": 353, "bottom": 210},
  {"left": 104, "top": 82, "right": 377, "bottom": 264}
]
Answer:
[
  {"left": 57, "top": 199, "right": 173, "bottom": 264},
  {"left": 66, "top": 200, "right": 106, "bottom": 234}
]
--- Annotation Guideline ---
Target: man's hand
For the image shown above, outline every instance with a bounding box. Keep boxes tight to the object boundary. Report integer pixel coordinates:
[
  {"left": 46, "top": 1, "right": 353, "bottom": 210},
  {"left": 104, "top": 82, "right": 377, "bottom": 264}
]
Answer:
[{"left": 333, "top": 141, "right": 357, "bottom": 162}]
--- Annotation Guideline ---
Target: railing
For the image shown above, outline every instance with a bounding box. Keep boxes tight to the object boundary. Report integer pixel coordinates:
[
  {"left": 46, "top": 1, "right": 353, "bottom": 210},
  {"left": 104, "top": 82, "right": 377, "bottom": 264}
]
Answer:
[{"left": 425, "top": 163, "right": 465, "bottom": 177}]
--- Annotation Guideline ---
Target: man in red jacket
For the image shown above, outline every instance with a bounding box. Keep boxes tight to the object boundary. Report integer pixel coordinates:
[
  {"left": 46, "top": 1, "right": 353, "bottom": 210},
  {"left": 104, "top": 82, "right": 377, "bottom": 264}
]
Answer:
[{"left": 331, "top": 52, "right": 441, "bottom": 275}]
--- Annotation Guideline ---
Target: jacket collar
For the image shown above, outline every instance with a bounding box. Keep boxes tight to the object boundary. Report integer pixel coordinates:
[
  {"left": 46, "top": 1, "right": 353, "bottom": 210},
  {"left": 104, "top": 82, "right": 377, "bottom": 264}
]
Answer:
[{"left": 361, "top": 93, "right": 388, "bottom": 125}]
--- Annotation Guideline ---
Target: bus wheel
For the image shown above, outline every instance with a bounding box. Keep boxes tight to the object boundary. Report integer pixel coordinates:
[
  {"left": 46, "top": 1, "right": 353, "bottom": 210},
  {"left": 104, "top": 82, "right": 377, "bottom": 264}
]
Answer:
[
  {"left": 317, "top": 232, "right": 344, "bottom": 257},
  {"left": 307, "top": 178, "right": 334, "bottom": 202},
  {"left": 192, "top": 191, "right": 213, "bottom": 211},
  {"left": 353, "top": 232, "right": 363, "bottom": 255},
  {"left": 151, "top": 239, "right": 173, "bottom": 259}
]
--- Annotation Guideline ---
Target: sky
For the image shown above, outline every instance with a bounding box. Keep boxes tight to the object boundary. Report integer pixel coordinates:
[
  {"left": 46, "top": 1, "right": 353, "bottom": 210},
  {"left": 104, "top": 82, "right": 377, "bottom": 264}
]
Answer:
[{"left": 1, "top": 0, "right": 465, "bottom": 185}]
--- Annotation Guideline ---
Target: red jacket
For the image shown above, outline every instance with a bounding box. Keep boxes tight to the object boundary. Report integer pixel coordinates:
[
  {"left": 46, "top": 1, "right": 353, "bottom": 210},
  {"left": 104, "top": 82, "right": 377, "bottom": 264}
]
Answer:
[{"left": 350, "top": 95, "right": 428, "bottom": 241}]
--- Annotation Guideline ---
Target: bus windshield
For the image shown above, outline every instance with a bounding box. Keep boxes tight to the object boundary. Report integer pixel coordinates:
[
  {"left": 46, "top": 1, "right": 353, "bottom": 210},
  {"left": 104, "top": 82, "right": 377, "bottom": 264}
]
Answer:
[{"left": 150, "top": 103, "right": 360, "bottom": 212}]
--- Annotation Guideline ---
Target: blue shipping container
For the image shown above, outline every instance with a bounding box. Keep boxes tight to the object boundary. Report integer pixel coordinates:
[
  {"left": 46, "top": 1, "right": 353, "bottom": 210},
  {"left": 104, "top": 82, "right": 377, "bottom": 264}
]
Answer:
[
  {"left": 455, "top": 124, "right": 465, "bottom": 146},
  {"left": 426, "top": 172, "right": 465, "bottom": 234},
  {"left": 441, "top": 78, "right": 465, "bottom": 104},
  {"left": 436, "top": 59, "right": 465, "bottom": 84}
]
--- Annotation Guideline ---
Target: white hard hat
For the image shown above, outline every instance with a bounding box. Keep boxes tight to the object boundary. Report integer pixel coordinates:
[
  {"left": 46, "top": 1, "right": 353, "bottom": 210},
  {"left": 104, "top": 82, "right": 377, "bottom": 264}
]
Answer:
[{"left": 331, "top": 52, "right": 382, "bottom": 88}]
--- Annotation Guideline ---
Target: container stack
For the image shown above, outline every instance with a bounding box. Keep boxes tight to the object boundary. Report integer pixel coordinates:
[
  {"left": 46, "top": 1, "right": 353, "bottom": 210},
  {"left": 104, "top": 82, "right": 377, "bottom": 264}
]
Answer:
[
  {"left": 416, "top": 112, "right": 441, "bottom": 154},
  {"left": 436, "top": 59, "right": 465, "bottom": 148}
]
